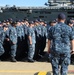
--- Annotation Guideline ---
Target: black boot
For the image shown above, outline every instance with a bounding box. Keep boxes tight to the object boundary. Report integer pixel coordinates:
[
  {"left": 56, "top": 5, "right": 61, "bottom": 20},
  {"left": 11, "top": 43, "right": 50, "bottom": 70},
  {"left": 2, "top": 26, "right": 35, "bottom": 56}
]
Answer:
[
  {"left": 28, "top": 59, "right": 35, "bottom": 63},
  {"left": 10, "top": 57, "right": 17, "bottom": 62}
]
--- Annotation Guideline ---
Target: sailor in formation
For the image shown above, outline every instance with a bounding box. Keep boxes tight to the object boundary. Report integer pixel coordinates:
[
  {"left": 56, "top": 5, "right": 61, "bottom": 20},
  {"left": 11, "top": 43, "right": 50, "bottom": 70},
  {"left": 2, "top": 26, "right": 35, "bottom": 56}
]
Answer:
[{"left": 0, "top": 16, "right": 74, "bottom": 64}]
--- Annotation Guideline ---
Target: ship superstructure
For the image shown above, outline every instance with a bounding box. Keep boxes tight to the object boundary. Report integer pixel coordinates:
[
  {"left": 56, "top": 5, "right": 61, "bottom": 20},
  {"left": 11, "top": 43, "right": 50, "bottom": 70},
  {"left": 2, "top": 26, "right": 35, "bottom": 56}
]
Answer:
[{"left": 0, "top": 0, "right": 74, "bottom": 21}]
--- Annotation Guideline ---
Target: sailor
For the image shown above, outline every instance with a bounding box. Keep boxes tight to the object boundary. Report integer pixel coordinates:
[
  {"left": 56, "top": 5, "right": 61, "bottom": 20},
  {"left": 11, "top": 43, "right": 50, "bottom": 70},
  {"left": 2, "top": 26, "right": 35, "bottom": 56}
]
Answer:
[
  {"left": 48, "top": 13, "right": 74, "bottom": 75},
  {"left": 67, "top": 20, "right": 74, "bottom": 64},
  {"left": 39, "top": 21, "right": 47, "bottom": 56},
  {"left": 47, "top": 20, "right": 57, "bottom": 39},
  {"left": 27, "top": 21, "right": 36, "bottom": 62},
  {"left": 8, "top": 21, "right": 17, "bottom": 62},
  {"left": 18, "top": 20, "right": 25, "bottom": 60},
  {"left": 36, "top": 19, "right": 46, "bottom": 59},
  {"left": 23, "top": 19, "right": 29, "bottom": 57},
  {"left": 33, "top": 19, "right": 42, "bottom": 60},
  {"left": 47, "top": 20, "right": 57, "bottom": 62},
  {"left": 2, "top": 20, "right": 11, "bottom": 60},
  {"left": 20, "top": 20, "right": 25, "bottom": 42},
  {"left": 0, "top": 24, "right": 8, "bottom": 59},
  {"left": 16, "top": 20, "right": 23, "bottom": 60},
  {"left": 67, "top": 20, "right": 74, "bottom": 31}
]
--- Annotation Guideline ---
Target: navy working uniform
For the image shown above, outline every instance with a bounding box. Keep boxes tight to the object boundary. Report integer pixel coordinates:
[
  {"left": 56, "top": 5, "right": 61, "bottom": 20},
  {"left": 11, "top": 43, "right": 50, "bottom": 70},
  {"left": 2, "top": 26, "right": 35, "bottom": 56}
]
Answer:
[
  {"left": 20, "top": 25, "right": 25, "bottom": 58},
  {"left": 23, "top": 24, "right": 29, "bottom": 57},
  {"left": 8, "top": 23, "right": 17, "bottom": 61},
  {"left": 16, "top": 24, "right": 25, "bottom": 60},
  {"left": 48, "top": 14, "right": 74, "bottom": 75},
  {"left": 2, "top": 24, "right": 11, "bottom": 60},
  {"left": 39, "top": 24, "right": 47, "bottom": 56},
  {"left": 27, "top": 25, "right": 36, "bottom": 61},
  {"left": 34, "top": 24, "right": 42, "bottom": 60},
  {"left": 16, "top": 25, "right": 24, "bottom": 60},
  {"left": 67, "top": 20, "right": 74, "bottom": 64},
  {"left": 0, "top": 27, "right": 5, "bottom": 56}
]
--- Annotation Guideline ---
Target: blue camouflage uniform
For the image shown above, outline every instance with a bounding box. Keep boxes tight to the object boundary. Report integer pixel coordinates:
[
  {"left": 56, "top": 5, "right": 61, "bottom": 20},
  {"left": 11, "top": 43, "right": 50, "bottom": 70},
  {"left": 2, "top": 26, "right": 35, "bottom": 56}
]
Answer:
[
  {"left": 20, "top": 25, "right": 25, "bottom": 57},
  {"left": 69, "top": 26, "right": 74, "bottom": 64},
  {"left": 0, "top": 27, "right": 6, "bottom": 56},
  {"left": 23, "top": 24, "right": 29, "bottom": 56},
  {"left": 8, "top": 26, "right": 17, "bottom": 58},
  {"left": 16, "top": 25, "right": 25, "bottom": 40},
  {"left": 34, "top": 24, "right": 42, "bottom": 60},
  {"left": 27, "top": 27, "right": 36, "bottom": 60},
  {"left": 16, "top": 25, "right": 25, "bottom": 60},
  {"left": 47, "top": 24, "right": 51, "bottom": 34},
  {"left": 39, "top": 25, "right": 47, "bottom": 55},
  {"left": 23, "top": 24, "right": 28, "bottom": 36},
  {"left": 48, "top": 22, "right": 74, "bottom": 75},
  {"left": 16, "top": 25, "right": 22, "bottom": 59},
  {"left": 3, "top": 24, "right": 12, "bottom": 59},
  {"left": 71, "top": 26, "right": 74, "bottom": 31},
  {"left": 20, "top": 25, "right": 25, "bottom": 40},
  {"left": 16, "top": 26, "right": 22, "bottom": 39}
]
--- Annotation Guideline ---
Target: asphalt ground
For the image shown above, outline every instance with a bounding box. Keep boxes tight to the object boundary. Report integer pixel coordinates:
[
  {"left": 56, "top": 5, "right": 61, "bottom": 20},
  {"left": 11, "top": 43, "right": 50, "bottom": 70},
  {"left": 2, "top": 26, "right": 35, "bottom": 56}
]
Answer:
[{"left": 0, "top": 61, "right": 74, "bottom": 75}]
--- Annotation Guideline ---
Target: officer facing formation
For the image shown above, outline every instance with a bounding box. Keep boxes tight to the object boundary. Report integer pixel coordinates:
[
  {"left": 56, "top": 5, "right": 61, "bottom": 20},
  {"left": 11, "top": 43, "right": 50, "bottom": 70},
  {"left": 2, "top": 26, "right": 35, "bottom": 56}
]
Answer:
[{"left": 48, "top": 13, "right": 74, "bottom": 75}]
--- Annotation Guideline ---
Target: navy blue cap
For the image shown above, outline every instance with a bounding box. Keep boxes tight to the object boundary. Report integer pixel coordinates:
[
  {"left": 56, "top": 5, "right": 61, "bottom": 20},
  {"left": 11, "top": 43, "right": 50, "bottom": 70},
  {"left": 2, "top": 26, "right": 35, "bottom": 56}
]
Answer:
[
  {"left": 58, "top": 13, "right": 66, "bottom": 20},
  {"left": 52, "top": 20, "right": 57, "bottom": 23},
  {"left": 24, "top": 18, "right": 28, "bottom": 21},
  {"left": 34, "top": 19, "right": 39, "bottom": 22},
  {"left": 6, "top": 19, "right": 9, "bottom": 22},
  {"left": 3, "top": 20, "right": 6, "bottom": 23},
  {"left": 11, "top": 21, "right": 17, "bottom": 24},
  {"left": 67, "top": 20, "right": 73, "bottom": 24},
  {"left": 8, "top": 18, "right": 13, "bottom": 21},
  {"left": 18, "top": 20, "right": 21, "bottom": 22},
  {"left": 29, "top": 21, "right": 34, "bottom": 24},
  {"left": 21, "top": 19, "right": 25, "bottom": 22},
  {"left": 38, "top": 19, "right": 43, "bottom": 22},
  {"left": 16, "top": 20, "right": 21, "bottom": 22}
]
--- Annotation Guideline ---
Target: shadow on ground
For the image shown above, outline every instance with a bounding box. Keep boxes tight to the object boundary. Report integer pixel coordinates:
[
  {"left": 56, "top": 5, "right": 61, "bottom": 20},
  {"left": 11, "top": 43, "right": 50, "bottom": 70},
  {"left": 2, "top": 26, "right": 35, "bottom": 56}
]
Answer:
[{"left": 34, "top": 72, "right": 51, "bottom": 75}]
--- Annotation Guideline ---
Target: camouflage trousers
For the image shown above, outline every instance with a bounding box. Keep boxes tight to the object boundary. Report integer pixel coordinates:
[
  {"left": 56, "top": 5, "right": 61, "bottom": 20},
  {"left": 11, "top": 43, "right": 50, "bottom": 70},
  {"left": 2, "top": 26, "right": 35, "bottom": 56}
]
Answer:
[
  {"left": 0, "top": 43, "right": 5, "bottom": 56},
  {"left": 28, "top": 44, "right": 35, "bottom": 60},
  {"left": 10, "top": 44, "right": 17, "bottom": 58},
  {"left": 49, "top": 52, "right": 71, "bottom": 75}
]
